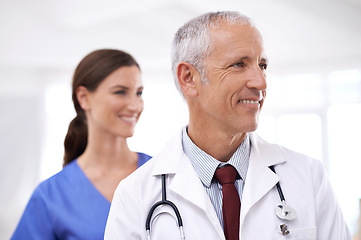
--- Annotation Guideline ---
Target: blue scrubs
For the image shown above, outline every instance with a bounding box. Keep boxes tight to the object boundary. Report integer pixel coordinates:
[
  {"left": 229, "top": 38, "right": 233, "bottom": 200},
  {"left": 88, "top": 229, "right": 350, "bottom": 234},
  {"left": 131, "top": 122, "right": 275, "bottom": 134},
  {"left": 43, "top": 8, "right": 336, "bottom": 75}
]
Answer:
[{"left": 11, "top": 152, "right": 151, "bottom": 240}]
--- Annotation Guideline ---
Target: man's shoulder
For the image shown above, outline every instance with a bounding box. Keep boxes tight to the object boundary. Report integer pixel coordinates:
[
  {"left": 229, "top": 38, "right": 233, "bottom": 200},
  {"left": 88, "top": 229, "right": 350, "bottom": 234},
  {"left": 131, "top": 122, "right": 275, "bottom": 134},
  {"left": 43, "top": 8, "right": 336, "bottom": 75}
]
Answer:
[
  {"left": 117, "top": 155, "right": 159, "bottom": 193},
  {"left": 250, "top": 132, "right": 323, "bottom": 172}
]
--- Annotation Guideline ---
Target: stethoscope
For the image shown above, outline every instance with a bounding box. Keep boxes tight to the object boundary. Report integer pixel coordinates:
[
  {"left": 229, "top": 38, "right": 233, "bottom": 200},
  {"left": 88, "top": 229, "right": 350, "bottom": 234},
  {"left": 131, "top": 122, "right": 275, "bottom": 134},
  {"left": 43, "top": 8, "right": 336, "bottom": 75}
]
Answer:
[
  {"left": 269, "top": 165, "right": 297, "bottom": 235},
  {"left": 145, "top": 166, "right": 297, "bottom": 238},
  {"left": 145, "top": 174, "right": 185, "bottom": 240}
]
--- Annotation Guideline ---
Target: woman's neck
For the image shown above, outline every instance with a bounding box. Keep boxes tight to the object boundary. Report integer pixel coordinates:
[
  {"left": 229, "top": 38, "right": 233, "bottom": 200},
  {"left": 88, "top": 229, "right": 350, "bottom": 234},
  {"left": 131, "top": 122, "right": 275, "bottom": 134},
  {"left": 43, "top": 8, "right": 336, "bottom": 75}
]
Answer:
[{"left": 78, "top": 134, "right": 136, "bottom": 169}]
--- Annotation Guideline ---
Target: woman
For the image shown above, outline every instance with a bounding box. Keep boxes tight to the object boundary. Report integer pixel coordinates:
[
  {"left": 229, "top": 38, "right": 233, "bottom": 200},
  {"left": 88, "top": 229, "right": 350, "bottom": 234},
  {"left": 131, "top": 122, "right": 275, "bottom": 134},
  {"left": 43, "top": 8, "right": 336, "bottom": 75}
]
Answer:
[{"left": 11, "top": 49, "right": 151, "bottom": 239}]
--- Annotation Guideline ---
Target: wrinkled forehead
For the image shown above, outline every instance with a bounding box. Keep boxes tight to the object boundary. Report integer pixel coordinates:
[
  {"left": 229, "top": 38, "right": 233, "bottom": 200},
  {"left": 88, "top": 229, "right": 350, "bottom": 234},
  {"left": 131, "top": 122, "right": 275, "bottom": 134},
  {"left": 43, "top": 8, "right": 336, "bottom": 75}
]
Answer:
[
  {"left": 208, "top": 22, "right": 264, "bottom": 49},
  {"left": 205, "top": 22, "right": 267, "bottom": 64}
]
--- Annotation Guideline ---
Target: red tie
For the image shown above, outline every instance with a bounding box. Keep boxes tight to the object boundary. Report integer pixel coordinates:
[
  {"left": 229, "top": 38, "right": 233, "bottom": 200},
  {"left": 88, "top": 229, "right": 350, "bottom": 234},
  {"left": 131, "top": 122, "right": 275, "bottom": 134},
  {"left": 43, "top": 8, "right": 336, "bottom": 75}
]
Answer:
[{"left": 215, "top": 165, "right": 240, "bottom": 240}]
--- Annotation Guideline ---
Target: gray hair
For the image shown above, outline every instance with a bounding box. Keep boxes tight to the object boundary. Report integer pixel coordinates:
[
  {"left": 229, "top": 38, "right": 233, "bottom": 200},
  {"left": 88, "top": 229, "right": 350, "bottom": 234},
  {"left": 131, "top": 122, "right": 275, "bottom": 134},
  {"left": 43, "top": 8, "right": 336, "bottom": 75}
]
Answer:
[{"left": 171, "top": 11, "right": 254, "bottom": 97}]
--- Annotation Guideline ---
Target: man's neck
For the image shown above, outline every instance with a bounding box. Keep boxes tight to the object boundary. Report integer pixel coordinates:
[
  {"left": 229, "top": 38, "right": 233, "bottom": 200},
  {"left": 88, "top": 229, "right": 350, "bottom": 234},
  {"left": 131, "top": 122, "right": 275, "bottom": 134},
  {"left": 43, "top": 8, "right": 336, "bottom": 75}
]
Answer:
[{"left": 187, "top": 124, "right": 247, "bottom": 162}]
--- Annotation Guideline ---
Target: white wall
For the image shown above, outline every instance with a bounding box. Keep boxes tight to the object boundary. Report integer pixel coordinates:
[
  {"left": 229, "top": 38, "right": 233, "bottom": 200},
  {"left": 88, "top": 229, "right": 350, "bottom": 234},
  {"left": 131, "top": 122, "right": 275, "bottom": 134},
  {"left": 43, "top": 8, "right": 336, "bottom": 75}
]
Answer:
[{"left": 1, "top": 0, "right": 361, "bottom": 239}]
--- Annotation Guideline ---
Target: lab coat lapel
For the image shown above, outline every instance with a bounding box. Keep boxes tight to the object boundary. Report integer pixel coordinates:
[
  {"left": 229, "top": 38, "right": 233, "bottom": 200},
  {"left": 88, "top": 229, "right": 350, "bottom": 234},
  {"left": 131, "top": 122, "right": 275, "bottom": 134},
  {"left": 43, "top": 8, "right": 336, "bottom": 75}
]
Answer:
[
  {"left": 240, "top": 133, "right": 286, "bottom": 224},
  {"left": 151, "top": 129, "right": 224, "bottom": 239},
  {"left": 152, "top": 129, "right": 224, "bottom": 239},
  {"left": 170, "top": 151, "right": 224, "bottom": 239},
  {"left": 151, "top": 128, "right": 214, "bottom": 215},
  {"left": 170, "top": 154, "right": 209, "bottom": 211}
]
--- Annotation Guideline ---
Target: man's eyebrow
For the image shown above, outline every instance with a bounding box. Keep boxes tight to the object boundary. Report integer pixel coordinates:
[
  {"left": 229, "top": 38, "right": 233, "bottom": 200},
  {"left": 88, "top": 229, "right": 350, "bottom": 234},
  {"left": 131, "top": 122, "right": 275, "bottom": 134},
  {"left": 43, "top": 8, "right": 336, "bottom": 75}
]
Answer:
[
  {"left": 239, "top": 56, "right": 250, "bottom": 61},
  {"left": 230, "top": 56, "right": 268, "bottom": 64},
  {"left": 233, "top": 56, "right": 268, "bottom": 61},
  {"left": 228, "top": 56, "right": 250, "bottom": 64},
  {"left": 260, "top": 57, "right": 269, "bottom": 63}
]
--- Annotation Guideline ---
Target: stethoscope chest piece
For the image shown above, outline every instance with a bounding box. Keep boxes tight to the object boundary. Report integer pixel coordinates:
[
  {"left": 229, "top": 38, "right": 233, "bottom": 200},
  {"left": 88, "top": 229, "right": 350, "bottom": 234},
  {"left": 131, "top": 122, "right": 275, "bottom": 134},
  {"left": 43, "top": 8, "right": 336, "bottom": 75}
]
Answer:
[{"left": 275, "top": 201, "right": 297, "bottom": 221}]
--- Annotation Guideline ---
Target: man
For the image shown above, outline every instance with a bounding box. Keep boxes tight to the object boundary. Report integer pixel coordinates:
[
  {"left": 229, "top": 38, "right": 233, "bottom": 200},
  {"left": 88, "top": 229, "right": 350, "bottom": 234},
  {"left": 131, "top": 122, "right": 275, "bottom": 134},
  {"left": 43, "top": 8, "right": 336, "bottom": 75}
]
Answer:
[{"left": 105, "top": 11, "right": 351, "bottom": 240}]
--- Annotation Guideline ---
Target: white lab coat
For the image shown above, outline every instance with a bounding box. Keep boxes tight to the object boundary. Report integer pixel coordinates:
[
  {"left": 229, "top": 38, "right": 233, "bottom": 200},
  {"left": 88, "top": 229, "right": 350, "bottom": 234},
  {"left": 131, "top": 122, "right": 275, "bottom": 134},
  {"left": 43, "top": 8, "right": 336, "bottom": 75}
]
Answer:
[{"left": 105, "top": 129, "right": 351, "bottom": 240}]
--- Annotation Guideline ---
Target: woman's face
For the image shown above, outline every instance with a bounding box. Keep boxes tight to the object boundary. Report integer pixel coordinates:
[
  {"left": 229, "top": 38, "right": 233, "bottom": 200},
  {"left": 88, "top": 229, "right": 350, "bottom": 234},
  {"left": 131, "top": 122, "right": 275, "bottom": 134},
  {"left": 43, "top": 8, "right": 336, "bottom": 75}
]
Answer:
[{"left": 84, "top": 65, "right": 144, "bottom": 138}]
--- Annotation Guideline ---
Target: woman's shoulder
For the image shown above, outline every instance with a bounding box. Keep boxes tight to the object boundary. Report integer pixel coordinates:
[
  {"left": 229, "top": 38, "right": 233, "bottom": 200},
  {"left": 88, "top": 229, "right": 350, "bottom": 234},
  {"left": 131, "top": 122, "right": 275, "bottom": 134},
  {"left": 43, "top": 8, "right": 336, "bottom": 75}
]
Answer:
[
  {"left": 34, "top": 160, "right": 80, "bottom": 197},
  {"left": 137, "top": 152, "right": 152, "bottom": 159},
  {"left": 136, "top": 152, "right": 152, "bottom": 167}
]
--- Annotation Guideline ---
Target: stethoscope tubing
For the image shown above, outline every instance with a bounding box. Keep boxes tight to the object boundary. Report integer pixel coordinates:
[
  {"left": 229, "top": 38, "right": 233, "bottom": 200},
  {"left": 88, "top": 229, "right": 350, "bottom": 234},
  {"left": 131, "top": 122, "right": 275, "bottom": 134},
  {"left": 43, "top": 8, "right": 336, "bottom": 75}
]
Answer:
[
  {"left": 145, "top": 166, "right": 295, "bottom": 239},
  {"left": 145, "top": 174, "right": 184, "bottom": 239},
  {"left": 269, "top": 165, "right": 297, "bottom": 223},
  {"left": 269, "top": 165, "right": 285, "bottom": 201}
]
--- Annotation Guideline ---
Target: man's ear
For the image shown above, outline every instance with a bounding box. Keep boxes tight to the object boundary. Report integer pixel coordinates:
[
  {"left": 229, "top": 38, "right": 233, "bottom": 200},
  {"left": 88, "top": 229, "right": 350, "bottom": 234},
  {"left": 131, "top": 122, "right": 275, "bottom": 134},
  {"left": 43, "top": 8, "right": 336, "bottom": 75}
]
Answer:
[
  {"left": 177, "top": 62, "right": 199, "bottom": 97},
  {"left": 76, "top": 86, "right": 91, "bottom": 110}
]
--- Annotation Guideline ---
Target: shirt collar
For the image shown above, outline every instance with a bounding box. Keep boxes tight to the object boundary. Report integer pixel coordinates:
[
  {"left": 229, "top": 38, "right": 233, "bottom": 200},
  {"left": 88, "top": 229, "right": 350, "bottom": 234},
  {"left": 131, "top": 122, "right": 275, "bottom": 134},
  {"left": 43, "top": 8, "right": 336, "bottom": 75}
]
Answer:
[{"left": 182, "top": 127, "right": 251, "bottom": 188}]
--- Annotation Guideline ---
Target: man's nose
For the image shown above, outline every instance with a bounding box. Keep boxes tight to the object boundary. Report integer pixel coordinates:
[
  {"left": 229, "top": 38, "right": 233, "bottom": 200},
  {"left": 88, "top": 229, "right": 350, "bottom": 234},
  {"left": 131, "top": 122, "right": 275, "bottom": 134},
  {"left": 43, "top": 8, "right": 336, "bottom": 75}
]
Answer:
[{"left": 246, "top": 66, "right": 267, "bottom": 91}]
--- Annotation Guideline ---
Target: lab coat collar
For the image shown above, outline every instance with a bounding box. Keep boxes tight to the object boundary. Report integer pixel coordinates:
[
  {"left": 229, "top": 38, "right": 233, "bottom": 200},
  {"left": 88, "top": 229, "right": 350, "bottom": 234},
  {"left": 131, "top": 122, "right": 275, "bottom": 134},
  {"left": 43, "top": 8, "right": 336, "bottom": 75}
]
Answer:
[
  {"left": 151, "top": 128, "right": 185, "bottom": 176},
  {"left": 151, "top": 129, "right": 285, "bottom": 175},
  {"left": 151, "top": 128, "right": 207, "bottom": 211},
  {"left": 151, "top": 128, "right": 287, "bottom": 238}
]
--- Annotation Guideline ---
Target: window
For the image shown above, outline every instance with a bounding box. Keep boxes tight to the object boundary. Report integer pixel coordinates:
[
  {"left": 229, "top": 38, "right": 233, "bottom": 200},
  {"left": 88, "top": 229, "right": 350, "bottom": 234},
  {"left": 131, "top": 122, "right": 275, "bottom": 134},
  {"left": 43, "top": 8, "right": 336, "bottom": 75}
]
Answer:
[{"left": 257, "top": 69, "right": 361, "bottom": 235}]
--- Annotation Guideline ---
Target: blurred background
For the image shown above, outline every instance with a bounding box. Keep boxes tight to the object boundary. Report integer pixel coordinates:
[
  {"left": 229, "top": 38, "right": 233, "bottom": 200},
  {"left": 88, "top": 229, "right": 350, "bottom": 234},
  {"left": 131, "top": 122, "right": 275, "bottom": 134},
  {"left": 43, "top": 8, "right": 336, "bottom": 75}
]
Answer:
[{"left": 1, "top": 0, "right": 361, "bottom": 239}]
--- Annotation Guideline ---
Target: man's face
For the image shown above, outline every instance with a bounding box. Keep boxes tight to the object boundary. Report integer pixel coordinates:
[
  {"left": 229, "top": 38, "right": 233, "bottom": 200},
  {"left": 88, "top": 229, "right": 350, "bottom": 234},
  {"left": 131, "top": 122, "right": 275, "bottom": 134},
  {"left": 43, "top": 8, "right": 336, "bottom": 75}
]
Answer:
[{"left": 194, "top": 23, "right": 267, "bottom": 136}]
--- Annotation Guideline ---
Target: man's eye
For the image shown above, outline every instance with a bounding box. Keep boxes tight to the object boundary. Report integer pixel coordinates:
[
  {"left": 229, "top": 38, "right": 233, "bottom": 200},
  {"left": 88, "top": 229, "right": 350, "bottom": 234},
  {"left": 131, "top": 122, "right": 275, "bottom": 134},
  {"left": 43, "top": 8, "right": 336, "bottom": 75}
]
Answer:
[
  {"left": 230, "top": 62, "right": 245, "bottom": 68},
  {"left": 137, "top": 91, "right": 143, "bottom": 96},
  {"left": 259, "top": 63, "right": 267, "bottom": 70}
]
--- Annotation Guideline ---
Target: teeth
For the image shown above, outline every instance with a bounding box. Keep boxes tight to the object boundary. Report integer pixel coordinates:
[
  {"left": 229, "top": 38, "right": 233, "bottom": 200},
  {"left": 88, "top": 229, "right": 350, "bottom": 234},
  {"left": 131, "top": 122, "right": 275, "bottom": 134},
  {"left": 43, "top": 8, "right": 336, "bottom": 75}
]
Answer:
[
  {"left": 120, "top": 116, "right": 137, "bottom": 122},
  {"left": 239, "top": 100, "right": 259, "bottom": 104}
]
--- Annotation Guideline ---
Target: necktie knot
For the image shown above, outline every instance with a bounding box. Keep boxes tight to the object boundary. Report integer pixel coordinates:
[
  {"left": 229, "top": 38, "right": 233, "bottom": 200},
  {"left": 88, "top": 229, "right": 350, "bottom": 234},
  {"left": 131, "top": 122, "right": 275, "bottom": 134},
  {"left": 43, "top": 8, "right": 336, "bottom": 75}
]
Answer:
[{"left": 215, "top": 165, "right": 237, "bottom": 185}]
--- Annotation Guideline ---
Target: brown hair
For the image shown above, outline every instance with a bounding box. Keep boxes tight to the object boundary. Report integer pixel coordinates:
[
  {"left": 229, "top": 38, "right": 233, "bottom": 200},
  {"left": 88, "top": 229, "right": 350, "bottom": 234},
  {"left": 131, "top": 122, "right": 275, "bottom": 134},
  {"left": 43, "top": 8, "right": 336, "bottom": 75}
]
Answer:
[{"left": 63, "top": 49, "right": 140, "bottom": 167}]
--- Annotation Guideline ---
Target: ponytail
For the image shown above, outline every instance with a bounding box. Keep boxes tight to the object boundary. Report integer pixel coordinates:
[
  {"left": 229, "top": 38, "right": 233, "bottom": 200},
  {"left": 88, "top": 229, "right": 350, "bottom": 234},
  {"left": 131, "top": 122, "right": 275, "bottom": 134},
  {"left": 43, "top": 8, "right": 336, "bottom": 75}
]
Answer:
[{"left": 63, "top": 113, "right": 88, "bottom": 167}]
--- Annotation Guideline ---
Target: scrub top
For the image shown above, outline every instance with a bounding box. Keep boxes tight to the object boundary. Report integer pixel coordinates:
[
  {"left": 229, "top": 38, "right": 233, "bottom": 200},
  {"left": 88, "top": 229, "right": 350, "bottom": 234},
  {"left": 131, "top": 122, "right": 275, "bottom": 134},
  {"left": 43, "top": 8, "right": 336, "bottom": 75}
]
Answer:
[{"left": 11, "top": 152, "right": 151, "bottom": 240}]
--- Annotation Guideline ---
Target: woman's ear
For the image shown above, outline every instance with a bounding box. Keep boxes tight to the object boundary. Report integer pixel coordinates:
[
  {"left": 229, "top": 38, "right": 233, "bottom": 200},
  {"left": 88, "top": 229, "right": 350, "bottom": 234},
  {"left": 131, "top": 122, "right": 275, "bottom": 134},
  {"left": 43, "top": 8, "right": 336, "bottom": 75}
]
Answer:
[
  {"left": 177, "top": 62, "right": 200, "bottom": 98},
  {"left": 76, "top": 86, "right": 91, "bottom": 110}
]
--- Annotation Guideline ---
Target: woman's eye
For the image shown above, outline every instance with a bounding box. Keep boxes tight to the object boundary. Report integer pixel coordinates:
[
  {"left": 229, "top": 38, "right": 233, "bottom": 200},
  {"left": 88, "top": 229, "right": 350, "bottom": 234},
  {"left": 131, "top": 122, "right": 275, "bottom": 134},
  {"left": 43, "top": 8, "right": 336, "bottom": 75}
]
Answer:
[
  {"left": 137, "top": 91, "right": 143, "bottom": 96},
  {"left": 114, "top": 90, "right": 126, "bottom": 95}
]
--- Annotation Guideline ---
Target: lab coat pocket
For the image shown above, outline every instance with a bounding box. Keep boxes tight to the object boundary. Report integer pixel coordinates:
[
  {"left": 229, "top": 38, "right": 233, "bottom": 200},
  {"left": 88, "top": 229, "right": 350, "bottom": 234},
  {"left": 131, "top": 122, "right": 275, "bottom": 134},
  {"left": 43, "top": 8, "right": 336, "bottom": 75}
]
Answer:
[{"left": 273, "top": 227, "right": 317, "bottom": 240}]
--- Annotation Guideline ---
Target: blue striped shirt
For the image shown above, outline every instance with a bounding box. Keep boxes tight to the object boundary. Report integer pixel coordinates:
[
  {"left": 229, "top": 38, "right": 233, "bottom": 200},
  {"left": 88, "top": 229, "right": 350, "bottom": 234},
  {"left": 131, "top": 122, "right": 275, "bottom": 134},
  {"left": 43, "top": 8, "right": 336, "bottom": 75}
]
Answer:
[{"left": 182, "top": 128, "right": 250, "bottom": 228}]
